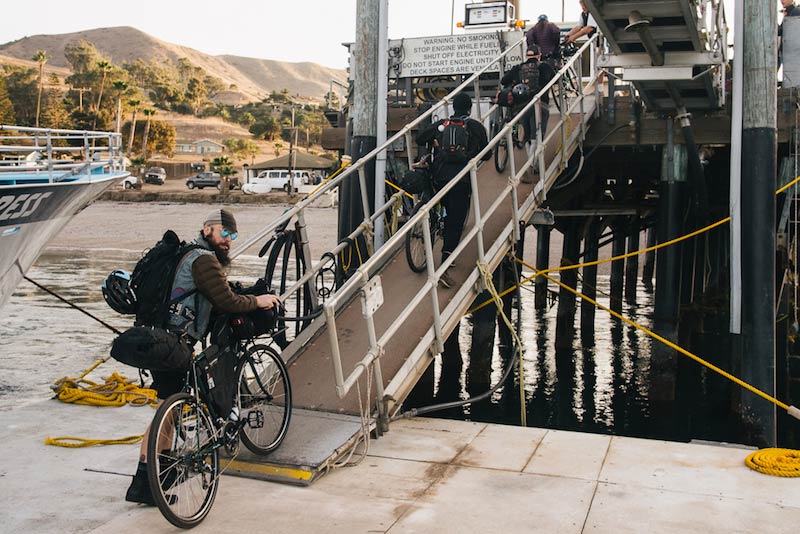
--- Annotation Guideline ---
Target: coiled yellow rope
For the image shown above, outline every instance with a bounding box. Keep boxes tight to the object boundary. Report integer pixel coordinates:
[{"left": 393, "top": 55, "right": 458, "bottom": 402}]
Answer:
[
  {"left": 50, "top": 371, "right": 157, "bottom": 407},
  {"left": 744, "top": 448, "right": 800, "bottom": 477}
]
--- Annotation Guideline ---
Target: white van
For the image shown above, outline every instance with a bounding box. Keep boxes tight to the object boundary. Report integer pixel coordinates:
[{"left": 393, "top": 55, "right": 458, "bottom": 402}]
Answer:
[{"left": 243, "top": 169, "right": 311, "bottom": 194}]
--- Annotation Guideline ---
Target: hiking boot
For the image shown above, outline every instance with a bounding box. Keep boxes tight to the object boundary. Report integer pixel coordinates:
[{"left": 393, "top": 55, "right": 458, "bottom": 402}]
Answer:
[
  {"left": 439, "top": 269, "right": 455, "bottom": 289},
  {"left": 125, "top": 462, "right": 155, "bottom": 506}
]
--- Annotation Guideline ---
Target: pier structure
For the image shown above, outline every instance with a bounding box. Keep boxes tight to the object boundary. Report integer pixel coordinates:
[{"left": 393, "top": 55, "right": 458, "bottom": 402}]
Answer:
[{"left": 219, "top": 0, "right": 799, "bottom": 483}]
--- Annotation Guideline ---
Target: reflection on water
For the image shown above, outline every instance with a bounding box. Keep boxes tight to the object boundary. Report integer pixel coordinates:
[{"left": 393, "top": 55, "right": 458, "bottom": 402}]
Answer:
[
  {"left": 0, "top": 248, "right": 276, "bottom": 411},
  {"left": 405, "top": 273, "right": 666, "bottom": 440}
]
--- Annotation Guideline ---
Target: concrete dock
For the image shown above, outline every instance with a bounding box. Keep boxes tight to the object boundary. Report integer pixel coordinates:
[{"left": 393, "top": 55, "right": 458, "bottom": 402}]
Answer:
[{"left": 1, "top": 399, "right": 797, "bottom": 533}]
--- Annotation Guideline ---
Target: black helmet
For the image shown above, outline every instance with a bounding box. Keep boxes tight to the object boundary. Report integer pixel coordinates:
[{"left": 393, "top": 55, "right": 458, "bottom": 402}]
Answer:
[
  {"left": 512, "top": 83, "right": 531, "bottom": 99},
  {"left": 102, "top": 269, "right": 137, "bottom": 314}
]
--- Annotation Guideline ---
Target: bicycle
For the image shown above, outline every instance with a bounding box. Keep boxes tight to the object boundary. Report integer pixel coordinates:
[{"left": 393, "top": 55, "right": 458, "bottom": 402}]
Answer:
[
  {"left": 492, "top": 105, "right": 525, "bottom": 174},
  {"left": 146, "top": 319, "right": 291, "bottom": 529},
  {"left": 404, "top": 182, "right": 446, "bottom": 273},
  {"left": 545, "top": 42, "right": 582, "bottom": 113}
]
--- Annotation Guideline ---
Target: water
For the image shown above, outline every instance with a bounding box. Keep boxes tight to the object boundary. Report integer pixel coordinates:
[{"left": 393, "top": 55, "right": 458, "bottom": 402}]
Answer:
[
  {"left": 0, "top": 247, "right": 269, "bottom": 411},
  {"left": 404, "top": 273, "right": 671, "bottom": 440},
  {"left": 0, "top": 242, "right": 746, "bottom": 445}
]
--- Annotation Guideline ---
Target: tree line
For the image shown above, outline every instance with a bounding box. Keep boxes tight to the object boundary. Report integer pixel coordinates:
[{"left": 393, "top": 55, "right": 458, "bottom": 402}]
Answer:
[{"left": 0, "top": 38, "right": 342, "bottom": 161}]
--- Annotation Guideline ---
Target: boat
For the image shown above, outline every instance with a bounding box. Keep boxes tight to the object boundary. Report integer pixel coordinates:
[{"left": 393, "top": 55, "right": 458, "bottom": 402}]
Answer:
[{"left": 0, "top": 125, "right": 129, "bottom": 309}]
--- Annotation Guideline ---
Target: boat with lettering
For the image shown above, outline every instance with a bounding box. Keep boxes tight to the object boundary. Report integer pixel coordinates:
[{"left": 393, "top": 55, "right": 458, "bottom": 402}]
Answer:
[{"left": 0, "top": 125, "right": 128, "bottom": 309}]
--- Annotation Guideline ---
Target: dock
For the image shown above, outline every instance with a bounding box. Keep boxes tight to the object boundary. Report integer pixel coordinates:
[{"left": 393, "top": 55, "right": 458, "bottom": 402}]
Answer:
[{"left": 2, "top": 399, "right": 796, "bottom": 533}]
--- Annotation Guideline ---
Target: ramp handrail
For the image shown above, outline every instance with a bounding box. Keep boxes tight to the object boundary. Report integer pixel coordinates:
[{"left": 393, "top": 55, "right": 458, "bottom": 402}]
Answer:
[{"left": 230, "top": 34, "right": 600, "bottom": 409}]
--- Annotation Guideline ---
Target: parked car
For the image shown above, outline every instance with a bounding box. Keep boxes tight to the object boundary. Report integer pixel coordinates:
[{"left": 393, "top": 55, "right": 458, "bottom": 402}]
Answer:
[
  {"left": 242, "top": 169, "right": 310, "bottom": 194},
  {"left": 186, "top": 171, "right": 222, "bottom": 190},
  {"left": 143, "top": 166, "right": 166, "bottom": 185},
  {"left": 120, "top": 175, "right": 139, "bottom": 189}
]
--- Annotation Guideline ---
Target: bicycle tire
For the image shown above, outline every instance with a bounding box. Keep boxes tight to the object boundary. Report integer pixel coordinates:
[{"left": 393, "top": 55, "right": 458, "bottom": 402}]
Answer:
[
  {"left": 147, "top": 392, "right": 219, "bottom": 529},
  {"left": 238, "top": 344, "right": 292, "bottom": 455},
  {"left": 405, "top": 202, "right": 433, "bottom": 273}
]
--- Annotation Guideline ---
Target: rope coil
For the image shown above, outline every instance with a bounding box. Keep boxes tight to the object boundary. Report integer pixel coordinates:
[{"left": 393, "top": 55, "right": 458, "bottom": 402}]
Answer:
[
  {"left": 745, "top": 448, "right": 800, "bottom": 477},
  {"left": 50, "top": 371, "right": 157, "bottom": 407}
]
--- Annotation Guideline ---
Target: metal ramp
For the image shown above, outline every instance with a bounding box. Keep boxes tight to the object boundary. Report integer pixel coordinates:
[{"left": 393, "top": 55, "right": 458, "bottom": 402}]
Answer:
[
  {"left": 588, "top": 0, "right": 728, "bottom": 110},
  {"left": 226, "top": 36, "right": 602, "bottom": 485}
]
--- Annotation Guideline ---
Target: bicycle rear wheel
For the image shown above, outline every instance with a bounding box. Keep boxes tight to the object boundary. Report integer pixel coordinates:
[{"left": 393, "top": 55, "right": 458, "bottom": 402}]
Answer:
[
  {"left": 405, "top": 202, "right": 435, "bottom": 273},
  {"left": 147, "top": 392, "right": 219, "bottom": 529},
  {"left": 239, "top": 344, "right": 292, "bottom": 455}
]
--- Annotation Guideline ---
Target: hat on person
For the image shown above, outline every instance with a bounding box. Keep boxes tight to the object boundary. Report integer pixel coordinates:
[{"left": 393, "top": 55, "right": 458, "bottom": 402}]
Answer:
[
  {"left": 527, "top": 44, "right": 542, "bottom": 56},
  {"left": 203, "top": 208, "right": 237, "bottom": 232},
  {"left": 538, "top": 14, "right": 548, "bottom": 21},
  {"left": 453, "top": 93, "right": 472, "bottom": 114}
]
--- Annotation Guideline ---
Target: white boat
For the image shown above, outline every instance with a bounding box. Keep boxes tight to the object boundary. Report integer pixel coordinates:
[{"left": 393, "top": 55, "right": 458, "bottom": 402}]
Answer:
[{"left": 0, "top": 125, "right": 129, "bottom": 309}]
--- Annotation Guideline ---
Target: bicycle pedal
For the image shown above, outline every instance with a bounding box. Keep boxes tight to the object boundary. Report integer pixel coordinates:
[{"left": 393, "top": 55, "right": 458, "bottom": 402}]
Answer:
[{"left": 247, "top": 410, "right": 265, "bottom": 429}]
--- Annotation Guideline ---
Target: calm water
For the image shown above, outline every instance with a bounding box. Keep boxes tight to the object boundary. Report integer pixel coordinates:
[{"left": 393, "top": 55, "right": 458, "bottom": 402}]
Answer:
[{"left": 1, "top": 244, "right": 743, "bottom": 445}]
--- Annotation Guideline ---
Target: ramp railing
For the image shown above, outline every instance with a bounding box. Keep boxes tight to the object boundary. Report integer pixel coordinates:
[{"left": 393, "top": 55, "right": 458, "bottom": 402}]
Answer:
[{"left": 231, "top": 34, "right": 601, "bottom": 419}]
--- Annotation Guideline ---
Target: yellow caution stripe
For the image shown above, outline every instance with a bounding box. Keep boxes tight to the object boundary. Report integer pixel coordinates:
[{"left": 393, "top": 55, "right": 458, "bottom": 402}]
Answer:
[{"left": 222, "top": 458, "right": 313, "bottom": 482}]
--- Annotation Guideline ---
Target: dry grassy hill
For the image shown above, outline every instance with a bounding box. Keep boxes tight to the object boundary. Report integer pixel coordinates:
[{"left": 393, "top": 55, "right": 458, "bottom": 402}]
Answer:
[{"left": 0, "top": 26, "right": 347, "bottom": 102}]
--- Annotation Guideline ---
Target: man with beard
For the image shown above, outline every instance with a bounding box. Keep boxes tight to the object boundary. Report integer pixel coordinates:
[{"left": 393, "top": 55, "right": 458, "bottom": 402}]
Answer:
[{"left": 125, "top": 208, "right": 280, "bottom": 505}]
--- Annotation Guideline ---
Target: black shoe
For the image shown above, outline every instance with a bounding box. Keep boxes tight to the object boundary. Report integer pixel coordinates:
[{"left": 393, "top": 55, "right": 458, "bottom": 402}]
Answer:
[
  {"left": 125, "top": 463, "right": 156, "bottom": 506},
  {"left": 157, "top": 450, "right": 180, "bottom": 491}
]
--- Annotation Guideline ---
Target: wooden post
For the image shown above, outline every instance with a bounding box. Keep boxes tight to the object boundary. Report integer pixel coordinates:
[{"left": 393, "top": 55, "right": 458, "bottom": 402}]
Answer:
[{"left": 740, "top": 0, "right": 777, "bottom": 446}]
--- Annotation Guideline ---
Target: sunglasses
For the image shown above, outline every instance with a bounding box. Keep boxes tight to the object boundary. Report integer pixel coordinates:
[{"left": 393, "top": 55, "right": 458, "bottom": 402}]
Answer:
[{"left": 220, "top": 228, "right": 238, "bottom": 241}]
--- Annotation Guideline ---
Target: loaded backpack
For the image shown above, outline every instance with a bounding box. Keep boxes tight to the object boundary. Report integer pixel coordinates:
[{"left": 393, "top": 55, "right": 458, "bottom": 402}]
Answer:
[
  {"left": 519, "top": 60, "right": 541, "bottom": 96},
  {"left": 437, "top": 118, "right": 470, "bottom": 164},
  {"left": 131, "top": 229, "right": 202, "bottom": 328},
  {"left": 109, "top": 230, "right": 202, "bottom": 372}
]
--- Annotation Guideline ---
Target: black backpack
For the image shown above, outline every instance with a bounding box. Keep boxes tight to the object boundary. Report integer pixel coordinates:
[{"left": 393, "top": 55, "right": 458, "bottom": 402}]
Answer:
[
  {"left": 130, "top": 230, "right": 202, "bottom": 328},
  {"left": 437, "top": 118, "right": 470, "bottom": 163},
  {"left": 519, "top": 60, "right": 541, "bottom": 96}
]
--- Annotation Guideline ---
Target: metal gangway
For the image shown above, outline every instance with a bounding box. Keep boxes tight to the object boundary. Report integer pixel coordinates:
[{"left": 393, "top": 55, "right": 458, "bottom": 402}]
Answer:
[
  {"left": 588, "top": 0, "right": 728, "bottom": 110},
  {"left": 225, "top": 34, "right": 603, "bottom": 485}
]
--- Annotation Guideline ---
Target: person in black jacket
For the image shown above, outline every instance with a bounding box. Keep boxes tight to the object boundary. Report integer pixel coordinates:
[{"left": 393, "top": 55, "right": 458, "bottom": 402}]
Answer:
[
  {"left": 500, "top": 45, "right": 557, "bottom": 145},
  {"left": 415, "top": 93, "right": 491, "bottom": 288}
]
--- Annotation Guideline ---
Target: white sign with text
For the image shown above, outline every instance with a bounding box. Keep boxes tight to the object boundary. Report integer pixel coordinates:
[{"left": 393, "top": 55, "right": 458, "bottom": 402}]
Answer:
[{"left": 391, "top": 31, "right": 525, "bottom": 78}]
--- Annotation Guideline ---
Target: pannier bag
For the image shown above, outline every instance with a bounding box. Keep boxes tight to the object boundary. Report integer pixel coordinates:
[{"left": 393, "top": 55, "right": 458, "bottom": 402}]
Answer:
[
  {"left": 495, "top": 87, "right": 516, "bottom": 107},
  {"left": 110, "top": 326, "right": 192, "bottom": 371},
  {"left": 400, "top": 168, "right": 432, "bottom": 195},
  {"left": 195, "top": 344, "right": 238, "bottom": 417},
  {"left": 229, "top": 307, "right": 278, "bottom": 341}
]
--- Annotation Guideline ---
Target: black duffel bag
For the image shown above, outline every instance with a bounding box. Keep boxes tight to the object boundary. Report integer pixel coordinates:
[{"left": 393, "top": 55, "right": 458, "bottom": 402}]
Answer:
[{"left": 110, "top": 326, "right": 192, "bottom": 371}]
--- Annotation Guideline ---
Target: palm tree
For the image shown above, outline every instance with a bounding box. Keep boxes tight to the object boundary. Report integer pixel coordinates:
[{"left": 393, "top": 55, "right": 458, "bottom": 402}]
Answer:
[
  {"left": 112, "top": 81, "right": 128, "bottom": 133},
  {"left": 141, "top": 108, "right": 155, "bottom": 159},
  {"left": 91, "top": 60, "right": 111, "bottom": 130},
  {"left": 32, "top": 50, "right": 49, "bottom": 128},
  {"left": 127, "top": 99, "right": 140, "bottom": 155}
]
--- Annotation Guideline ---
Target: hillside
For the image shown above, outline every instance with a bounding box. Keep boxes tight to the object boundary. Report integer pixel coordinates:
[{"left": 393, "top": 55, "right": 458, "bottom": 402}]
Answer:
[{"left": 0, "top": 26, "right": 347, "bottom": 102}]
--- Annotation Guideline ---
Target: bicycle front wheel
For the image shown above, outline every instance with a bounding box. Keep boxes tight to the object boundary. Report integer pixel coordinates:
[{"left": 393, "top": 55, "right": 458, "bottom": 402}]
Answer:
[
  {"left": 405, "top": 202, "right": 435, "bottom": 273},
  {"left": 147, "top": 392, "right": 219, "bottom": 529},
  {"left": 493, "top": 120, "right": 509, "bottom": 173},
  {"left": 239, "top": 344, "right": 292, "bottom": 455}
]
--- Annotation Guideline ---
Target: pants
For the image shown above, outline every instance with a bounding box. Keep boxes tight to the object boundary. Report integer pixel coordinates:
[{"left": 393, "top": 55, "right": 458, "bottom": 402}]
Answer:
[
  {"left": 441, "top": 180, "right": 472, "bottom": 261},
  {"left": 522, "top": 103, "right": 550, "bottom": 143}
]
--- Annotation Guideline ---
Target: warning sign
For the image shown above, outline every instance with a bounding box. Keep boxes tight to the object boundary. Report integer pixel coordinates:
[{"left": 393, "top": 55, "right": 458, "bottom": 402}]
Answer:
[{"left": 391, "top": 31, "right": 524, "bottom": 78}]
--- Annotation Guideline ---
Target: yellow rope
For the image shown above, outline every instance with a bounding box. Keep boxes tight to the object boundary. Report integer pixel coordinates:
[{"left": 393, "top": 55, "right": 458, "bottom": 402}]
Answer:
[
  {"left": 44, "top": 435, "right": 143, "bottom": 448},
  {"left": 469, "top": 174, "right": 800, "bottom": 315},
  {"left": 51, "top": 371, "right": 157, "bottom": 407},
  {"left": 745, "top": 448, "right": 800, "bottom": 477},
  {"left": 476, "top": 260, "right": 527, "bottom": 426}
]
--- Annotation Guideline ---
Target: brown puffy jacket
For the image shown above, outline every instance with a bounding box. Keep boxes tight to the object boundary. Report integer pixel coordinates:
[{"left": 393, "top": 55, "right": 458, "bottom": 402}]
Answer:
[{"left": 191, "top": 254, "right": 258, "bottom": 313}]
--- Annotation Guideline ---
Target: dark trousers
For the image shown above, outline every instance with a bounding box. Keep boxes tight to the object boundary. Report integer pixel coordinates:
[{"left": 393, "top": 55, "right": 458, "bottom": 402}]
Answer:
[
  {"left": 441, "top": 180, "right": 472, "bottom": 261},
  {"left": 522, "top": 103, "right": 550, "bottom": 143}
]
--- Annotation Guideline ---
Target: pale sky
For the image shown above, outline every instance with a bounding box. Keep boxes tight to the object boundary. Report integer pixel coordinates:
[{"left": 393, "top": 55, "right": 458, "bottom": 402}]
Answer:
[{"left": 0, "top": 0, "right": 588, "bottom": 69}]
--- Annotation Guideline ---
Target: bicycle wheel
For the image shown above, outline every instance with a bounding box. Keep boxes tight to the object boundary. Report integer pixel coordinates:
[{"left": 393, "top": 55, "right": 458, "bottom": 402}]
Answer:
[
  {"left": 147, "top": 392, "right": 219, "bottom": 529},
  {"left": 405, "top": 202, "right": 433, "bottom": 273},
  {"left": 494, "top": 121, "right": 509, "bottom": 173},
  {"left": 238, "top": 344, "right": 292, "bottom": 455}
]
